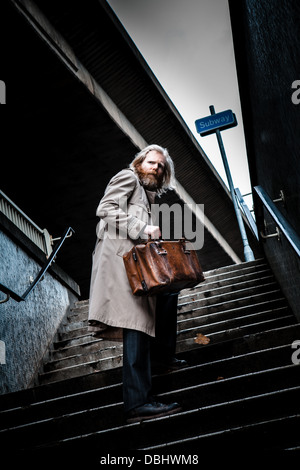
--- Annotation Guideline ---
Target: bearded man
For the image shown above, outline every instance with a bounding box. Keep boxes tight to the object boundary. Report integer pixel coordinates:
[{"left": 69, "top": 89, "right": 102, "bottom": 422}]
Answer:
[{"left": 88, "top": 144, "right": 183, "bottom": 423}]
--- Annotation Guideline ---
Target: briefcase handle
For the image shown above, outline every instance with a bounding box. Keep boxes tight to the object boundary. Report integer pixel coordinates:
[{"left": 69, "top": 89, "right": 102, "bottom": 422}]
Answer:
[{"left": 141, "top": 237, "right": 191, "bottom": 255}]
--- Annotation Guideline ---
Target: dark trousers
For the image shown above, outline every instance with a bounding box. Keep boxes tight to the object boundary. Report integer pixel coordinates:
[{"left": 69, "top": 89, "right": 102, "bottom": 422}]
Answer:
[{"left": 122, "top": 292, "right": 179, "bottom": 412}]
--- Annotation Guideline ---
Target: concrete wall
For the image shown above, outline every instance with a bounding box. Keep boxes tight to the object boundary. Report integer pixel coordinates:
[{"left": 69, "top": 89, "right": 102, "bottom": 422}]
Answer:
[
  {"left": 229, "top": 0, "right": 300, "bottom": 320},
  {"left": 0, "top": 229, "right": 79, "bottom": 394}
]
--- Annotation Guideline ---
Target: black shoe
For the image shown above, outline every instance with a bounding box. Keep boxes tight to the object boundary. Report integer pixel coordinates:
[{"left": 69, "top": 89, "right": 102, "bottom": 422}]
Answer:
[
  {"left": 126, "top": 401, "right": 182, "bottom": 424},
  {"left": 168, "top": 357, "right": 188, "bottom": 370},
  {"left": 152, "top": 357, "right": 188, "bottom": 374}
]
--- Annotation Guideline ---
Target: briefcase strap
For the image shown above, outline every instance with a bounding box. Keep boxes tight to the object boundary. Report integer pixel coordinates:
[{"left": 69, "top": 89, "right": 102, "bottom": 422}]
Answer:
[{"left": 132, "top": 249, "right": 149, "bottom": 293}]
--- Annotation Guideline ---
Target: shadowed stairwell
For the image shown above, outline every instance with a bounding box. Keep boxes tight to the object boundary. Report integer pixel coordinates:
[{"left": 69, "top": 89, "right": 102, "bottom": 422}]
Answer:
[{"left": 1, "top": 258, "right": 300, "bottom": 458}]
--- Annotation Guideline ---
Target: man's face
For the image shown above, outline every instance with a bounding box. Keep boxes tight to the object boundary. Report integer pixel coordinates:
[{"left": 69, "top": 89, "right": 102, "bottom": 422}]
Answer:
[{"left": 137, "top": 150, "right": 166, "bottom": 190}]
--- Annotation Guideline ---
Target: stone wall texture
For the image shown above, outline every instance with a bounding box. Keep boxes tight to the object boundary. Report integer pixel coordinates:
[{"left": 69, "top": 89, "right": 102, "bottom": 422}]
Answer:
[{"left": 0, "top": 230, "right": 78, "bottom": 394}]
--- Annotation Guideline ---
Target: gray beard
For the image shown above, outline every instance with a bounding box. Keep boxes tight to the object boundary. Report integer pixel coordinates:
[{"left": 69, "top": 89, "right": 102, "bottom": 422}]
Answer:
[
  {"left": 134, "top": 166, "right": 163, "bottom": 191},
  {"left": 139, "top": 175, "right": 159, "bottom": 191}
]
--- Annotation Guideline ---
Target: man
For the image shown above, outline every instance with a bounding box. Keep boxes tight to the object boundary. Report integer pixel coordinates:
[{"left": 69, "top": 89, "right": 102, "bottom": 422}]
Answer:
[{"left": 88, "top": 144, "right": 184, "bottom": 423}]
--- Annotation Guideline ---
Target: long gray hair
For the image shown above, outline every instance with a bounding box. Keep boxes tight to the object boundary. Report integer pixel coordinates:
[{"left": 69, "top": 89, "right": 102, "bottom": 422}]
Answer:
[{"left": 129, "top": 144, "right": 176, "bottom": 195}]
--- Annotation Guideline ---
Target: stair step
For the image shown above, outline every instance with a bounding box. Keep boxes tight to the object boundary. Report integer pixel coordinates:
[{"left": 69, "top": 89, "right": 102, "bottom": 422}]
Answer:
[
  {"left": 58, "top": 325, "right": 89, "bottom": 341},
  {"left": 2, "top": 361, "right": 299, "bottom": 449},
  {"left": 178, "top": 271, "right": 275, "bottom": 304},
  {"left": 40, "top": 304, "right": 295, "bottom": 384},
  {"left": 56, "top": 288, "right": 284, "bottom": 344},
  {"left": 51, "top": 307, "right": 287, "bottom": 372},
  {"left": 44, "top": 344, "right": 123, "bottom": 372},
  {"left": 0, "top": 366, "right": 124, "bottom": 413},
  {"left": 50, "top": 338, "right": 121, "bottom": 361},
  {"left": 181, "top": 263, "right": 271, "bottom": 295},
  {"left": 73, "top": 299, "right": 89, "bottom": 308},
  {"left": 65, "top": 309, "right": 89, "bottom": 324},
  {"left": 60, "top": 282, "right": 278, "bottom": 337},
  {"left": 20, "top": 385, "right": 300, "bottom": 453},
  {"left": 1, "top": 257, "right": 297, "bottom": 455},
  {"left": 1, "top": 322, "right": 298, "bottom": 412},
  {"left": 59, "top": 261, "right": 270, "bottom": 326},
  {"left": 178, "top": 287, "right": 283, "bottom": 316},
  {"left": 201, "top": 258, "right": 266, "bottom": 278},
  {"left": 178, "top": 304, "right": 290, "bottom": 334},
  {"left": 196, "top": 259, "right": 268, "bottom": 284},
  {"left": 39, "top": 353, "right": 124, "bottom": 385},
  {"left": 177, "top": 314, "right": 296, "bottom": 351},
  {"left": 2, "top": 330, "right": 298, "bottom": 431},
  {"left": 40, "top": 315, "right": 295, "bottom": 385},
  {"left": 140, "top": 414, "right": 300, "bottom": 453},
  {"left": 53, "top": 295, "right": 288, "bottom": 352},
  {"left": 53, "top": 333, "right": 96, "bottom": 350}
]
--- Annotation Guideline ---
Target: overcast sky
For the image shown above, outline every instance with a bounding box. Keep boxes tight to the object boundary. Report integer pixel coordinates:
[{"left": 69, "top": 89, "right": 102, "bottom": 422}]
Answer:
[{"left": 107, "top": 0, "right": 252, "bottom": 207}]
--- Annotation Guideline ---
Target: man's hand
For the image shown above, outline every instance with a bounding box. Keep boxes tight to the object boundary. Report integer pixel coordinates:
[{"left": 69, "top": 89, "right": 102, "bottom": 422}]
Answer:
[{"left": 143, "top": 225, "right": 161, "bottom": 239}]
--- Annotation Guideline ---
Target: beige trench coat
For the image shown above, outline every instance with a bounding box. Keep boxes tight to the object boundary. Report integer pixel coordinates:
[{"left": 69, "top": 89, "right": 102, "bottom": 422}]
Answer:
[{"left": 88, "top": 169, "right": 156, "bottom": 339}]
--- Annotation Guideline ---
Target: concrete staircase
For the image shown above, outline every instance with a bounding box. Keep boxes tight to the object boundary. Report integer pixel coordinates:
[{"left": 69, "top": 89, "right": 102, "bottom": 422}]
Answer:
[{"left": 1, "top": 258, "right": 300, "bottom": 459}]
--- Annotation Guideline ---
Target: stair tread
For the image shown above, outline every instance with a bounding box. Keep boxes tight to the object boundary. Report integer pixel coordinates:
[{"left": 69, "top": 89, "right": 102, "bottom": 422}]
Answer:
[
  {"left": 178, "top": 305, "right": 291, "bottom": 332},
  {"left": 178, "top": 278, "right": 277, "bottom": 306},
  {"left": 2, "top": 342, "right": 298, "bottom": 428},
  {"left": 1, "top": 258, "right": 298, "bottom": 453},
  {"left": 178, "top": 272, "right": 275, "bottom": 303},
  {"left": 40, "top": 319, "right": 294, "bottom": 383},
  {"left": 40, "top": 312, "right": 297, "bottom": 383},
  {"left": 140, "top": 413, "right": 300, "bottom": 452},
  {"left": 2, "top": 366, "right": 299, "bottom": 437},
  {"left": 1, "top": 322, "right": 299, "bottom": 412},
  {"left": 178, "top": 288, "right": 283, "bottom": 315},
  {"left": 45, "top": 307, "right": 293, "bottom": 376},
  {"left": 201, "top": 258, "right": 266, "bottom": 276},
  {"left": 27, "top": 385, "right": 300, "bottom": 452}
]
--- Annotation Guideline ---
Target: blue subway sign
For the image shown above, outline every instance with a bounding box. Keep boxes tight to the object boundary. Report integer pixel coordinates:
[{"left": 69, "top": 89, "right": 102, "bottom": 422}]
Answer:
[{"left": 195, "top": 109, "right": 237, "bottom": 136}]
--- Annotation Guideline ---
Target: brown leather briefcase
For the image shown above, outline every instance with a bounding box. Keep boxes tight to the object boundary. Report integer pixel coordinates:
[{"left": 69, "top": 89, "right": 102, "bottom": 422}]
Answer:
[{"left": 123, "top": 238, "right": 205, "bottom": 296}]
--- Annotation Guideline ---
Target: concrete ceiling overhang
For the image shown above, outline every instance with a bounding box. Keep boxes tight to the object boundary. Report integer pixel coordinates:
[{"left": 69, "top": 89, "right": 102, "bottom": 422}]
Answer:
[{"left": 1, "top": 0, "right": 259, "bottom": 297}]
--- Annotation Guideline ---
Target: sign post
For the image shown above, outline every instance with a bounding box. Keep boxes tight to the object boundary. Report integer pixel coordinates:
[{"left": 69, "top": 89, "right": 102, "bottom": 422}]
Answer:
[{"left": 195, "top": 105, "right": 255, "bottom": 262}]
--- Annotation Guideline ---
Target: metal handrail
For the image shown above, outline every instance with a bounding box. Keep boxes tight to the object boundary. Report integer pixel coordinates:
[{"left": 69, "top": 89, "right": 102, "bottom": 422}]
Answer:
[
  {"left": 235, "top": 188, "right": 259, "bottom": 240},
  {"left": 0, "top": 227, "right": 75, "bottom": 303},
  {"left": 254, "top": 185, "right": 300, "bottom": 258}
]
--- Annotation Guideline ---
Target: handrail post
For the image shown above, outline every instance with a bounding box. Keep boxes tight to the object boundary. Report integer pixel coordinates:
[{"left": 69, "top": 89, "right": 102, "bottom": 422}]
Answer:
[
  {"left": 235, "top": 188, "right": 259, "bottom": 240},
  {"left": 254, "top": 186, "right": 300, "bottom": 258},
  {"left": 0, "top": 293, "right": 10, "bottom": 304},
  {"left": 209, "top": 105, "right": 255, "bottom": 262}
]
